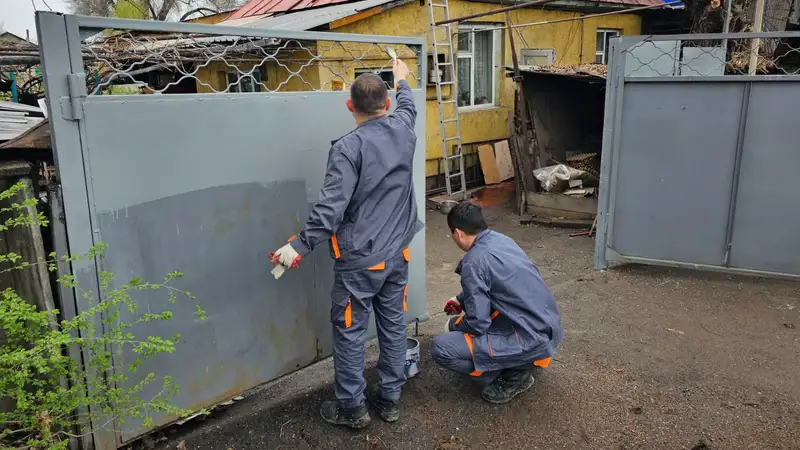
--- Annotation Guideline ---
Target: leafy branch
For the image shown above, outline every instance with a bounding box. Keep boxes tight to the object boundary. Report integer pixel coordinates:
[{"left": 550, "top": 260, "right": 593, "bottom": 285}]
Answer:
[{"left": 0, "top": 180, "right": 206, "bottom": 449}]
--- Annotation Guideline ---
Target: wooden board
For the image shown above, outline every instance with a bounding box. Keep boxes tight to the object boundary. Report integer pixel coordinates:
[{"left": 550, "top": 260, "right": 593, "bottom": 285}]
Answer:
[
  {"left": 524, "top": 191, "right": 597, "bottom": 220},
  {"left": 478, "top": 144, "right": 501, "bottom": 185},
  {"left": 520, "top": 216, "right": 594, "bottom": 229},
  {"left": 494, "top": 140, "right": 514, "bottom": 182}
]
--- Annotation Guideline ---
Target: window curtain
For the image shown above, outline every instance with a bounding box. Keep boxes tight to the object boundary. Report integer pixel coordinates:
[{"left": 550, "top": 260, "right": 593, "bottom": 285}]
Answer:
[{"left": 473, "top": 30, "right": 493, "bottom": 105}]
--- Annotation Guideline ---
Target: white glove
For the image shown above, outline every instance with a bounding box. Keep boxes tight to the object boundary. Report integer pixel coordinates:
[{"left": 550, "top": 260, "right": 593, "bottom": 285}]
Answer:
[{"left": 271, "top": 243, "right": 301, "bottom": 269}]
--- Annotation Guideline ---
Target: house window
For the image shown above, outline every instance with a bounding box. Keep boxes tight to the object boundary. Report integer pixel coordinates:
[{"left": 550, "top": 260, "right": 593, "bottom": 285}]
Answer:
[
  {"left": 457, "top": 24, "right": 498, "bottom": 108},
  {"left": 354, "top": 68, "right": 395, "bottom": 90},
  {"left": 521, "top": 49, "right": 555, "bottom": 66},
  {"left": 226, "top": 70, "right": 263, "bottom": 92},
  {"left": 595, "top": 29, "right": 621, "bottom": 64}
]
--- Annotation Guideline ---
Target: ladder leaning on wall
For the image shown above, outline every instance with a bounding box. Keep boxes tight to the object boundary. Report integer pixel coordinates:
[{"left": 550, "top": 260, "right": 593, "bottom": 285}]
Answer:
[{"left": 427, "top": 0, "right": 467, "bottom": 200}]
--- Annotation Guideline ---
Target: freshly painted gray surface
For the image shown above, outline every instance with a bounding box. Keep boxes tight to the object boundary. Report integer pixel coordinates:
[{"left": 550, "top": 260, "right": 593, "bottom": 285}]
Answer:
[
  {"left": 86, "top": 91, "right": 428, "bottom": 444},
  {"left": 728, "top": 82, "right": 800, "bottom": 274},
  {"left": 596, "top": 33, "right": 800, "bottom": 279},
  {"left": 38, "top": 12, "right": 427, "bottom": 448},
  {"left": 610, "top": 82, "right": 741, "bottom": 265}
]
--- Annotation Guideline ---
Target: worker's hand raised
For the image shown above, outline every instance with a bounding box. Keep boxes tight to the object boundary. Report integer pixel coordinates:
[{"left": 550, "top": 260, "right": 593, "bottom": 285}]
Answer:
[
  {"left": 443, "top": 297, "right": 462, "bottom": 315},
  {"left": 392, "top": 58, "right": 409, "bottom": 82}
]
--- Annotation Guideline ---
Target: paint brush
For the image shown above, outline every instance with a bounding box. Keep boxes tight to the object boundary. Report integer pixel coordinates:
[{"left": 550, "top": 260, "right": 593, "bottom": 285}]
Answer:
[{"left": 385, "top": 45, "right": 397, "bottom": 62}]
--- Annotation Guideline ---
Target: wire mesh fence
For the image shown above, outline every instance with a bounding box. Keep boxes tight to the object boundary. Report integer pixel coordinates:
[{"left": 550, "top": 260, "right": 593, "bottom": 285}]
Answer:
[
  {"left": 621, "top": 32, "right": 800, "bottom": 77},
  {"left": 75, "top": 25, "right": 421, "bottom": 95}
]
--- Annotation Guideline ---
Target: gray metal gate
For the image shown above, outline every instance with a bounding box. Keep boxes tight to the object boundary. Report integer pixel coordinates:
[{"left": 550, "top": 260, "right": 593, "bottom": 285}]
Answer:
[
  {"left": 595, "top": 32, "right": 800, "bottom": 279},
  {"left": 37, "top": 12, "right": 427, "bottom": 449}
]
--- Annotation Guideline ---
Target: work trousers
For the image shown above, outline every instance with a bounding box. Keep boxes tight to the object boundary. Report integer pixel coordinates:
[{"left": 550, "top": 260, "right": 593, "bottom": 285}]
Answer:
[
  {"left": 330, "top": 249, "right": 409, "bottom": 408},
  {"left": 431, "top": 317, "right": 531, "bottom": 387}
]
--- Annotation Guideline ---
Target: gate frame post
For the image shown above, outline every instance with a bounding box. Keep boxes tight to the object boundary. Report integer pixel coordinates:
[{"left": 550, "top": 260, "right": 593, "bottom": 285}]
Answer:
[
  {"left": 37, "top": 11, "right": 117, "bottom": 450},
  {"left": 594, "top": 36, "right": 632, "bottom": 269}
]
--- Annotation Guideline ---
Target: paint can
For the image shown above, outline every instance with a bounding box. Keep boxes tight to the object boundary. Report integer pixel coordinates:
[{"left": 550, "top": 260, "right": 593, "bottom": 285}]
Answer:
[{"left": 405, "top": 337, "right": 420, "bottom": 379}]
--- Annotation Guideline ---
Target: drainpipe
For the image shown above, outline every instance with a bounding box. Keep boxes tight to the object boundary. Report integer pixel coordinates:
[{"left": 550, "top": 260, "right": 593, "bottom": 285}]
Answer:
[{"left": 10, "top": 72, "right": 18, "bottom": 103}]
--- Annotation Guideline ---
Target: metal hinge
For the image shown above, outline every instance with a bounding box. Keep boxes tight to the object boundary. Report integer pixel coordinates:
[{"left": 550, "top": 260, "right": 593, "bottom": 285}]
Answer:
[{"left": 60, "top": 73, "right": 86, "bottom": 121}]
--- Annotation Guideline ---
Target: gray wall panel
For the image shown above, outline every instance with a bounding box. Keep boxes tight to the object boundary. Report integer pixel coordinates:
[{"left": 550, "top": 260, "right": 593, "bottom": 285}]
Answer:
[
  {"left": 728, "top": 82, "right": 800, "bottom": 274},
  {"left": 80, "top": 91, "right": 427, "bottom": 441},
  {"left": 610, "top": 82, "right": 743, "bottom": 265}
]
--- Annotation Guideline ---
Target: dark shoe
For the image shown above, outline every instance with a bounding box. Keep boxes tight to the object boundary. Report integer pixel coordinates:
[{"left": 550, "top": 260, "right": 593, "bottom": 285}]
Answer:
[
  {"left": 366, "top": 384, "right": 400, "bottom": 422},
  {"left": 319, "top": 401, "right": 371, "bottom": 429},
  {"left": 481, "top": 370, "right": 535, "bottom": 405}
]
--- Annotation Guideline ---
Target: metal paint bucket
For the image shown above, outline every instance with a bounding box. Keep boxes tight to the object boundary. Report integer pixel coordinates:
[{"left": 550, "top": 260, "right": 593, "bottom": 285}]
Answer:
[{"left": 405, "top": 337, "right": 420, "bottom": 379}]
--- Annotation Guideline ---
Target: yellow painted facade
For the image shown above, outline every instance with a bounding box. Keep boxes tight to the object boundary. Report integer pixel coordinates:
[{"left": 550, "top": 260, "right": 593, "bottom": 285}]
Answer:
[
  {"left": 185, "top": 11, "right": 233, "bottom": 24},
  {"left": 195, "top": 1, "right": 642, "bottom": 176},
  {"left": 332, "top": 1, "right": 642, "bottom": 176}
]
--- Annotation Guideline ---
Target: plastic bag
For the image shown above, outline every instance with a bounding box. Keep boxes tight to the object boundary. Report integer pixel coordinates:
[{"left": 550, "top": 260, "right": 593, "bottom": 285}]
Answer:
[{"left": 533, "top": 164, "right": 585, "bottom": 193}]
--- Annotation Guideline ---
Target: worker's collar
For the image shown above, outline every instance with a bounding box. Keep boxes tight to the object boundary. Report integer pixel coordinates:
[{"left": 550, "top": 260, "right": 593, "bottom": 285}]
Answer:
[
  {"left": 471, "top": 229, "right": 492, "bottom": 249},
  {"left": 355, "top": 114, "right": 388, "bottom": 128},
  {"left": 454, "top": 229, "right": 492, "bottom": 275}
]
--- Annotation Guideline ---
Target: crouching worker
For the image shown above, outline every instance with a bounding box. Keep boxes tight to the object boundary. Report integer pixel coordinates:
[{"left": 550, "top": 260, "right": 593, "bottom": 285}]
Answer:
[{"left": 431, "top": 202, "right": 563, "bottom": 404}]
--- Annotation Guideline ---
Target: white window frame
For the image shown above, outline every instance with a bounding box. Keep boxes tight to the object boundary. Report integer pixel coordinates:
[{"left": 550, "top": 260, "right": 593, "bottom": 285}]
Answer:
[
  {"left": 596, "top": 29, "right": 621, "bottom": 65},
  {"left": 520, "top": 48, "right": 555, "bottom": 66},
  {"left": 457, "top": 24, "right": 500, "bottom": 112},
  {"left": 226, "top": 70, "right": 263, "bottom": 93},
  {"left": 354, "top": 68, "right": 395, "bottom": 90}
]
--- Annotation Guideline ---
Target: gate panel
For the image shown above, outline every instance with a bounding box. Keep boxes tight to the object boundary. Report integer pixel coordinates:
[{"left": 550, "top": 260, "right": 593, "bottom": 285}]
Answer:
[
  {"left": 596, "top": 32, "right": 800, "bottom": 279},
  {"left": 611, "top": 82, "right": 742, "bottom": 265},
  {"left": 80, "top": 92, "right": 430, "bottom": 442},
  {"left": 729, "top": 82, "right": 800, "bottom": 274},
  {"left": 37, "top": 12, "right": 427, "bottom": 448}
]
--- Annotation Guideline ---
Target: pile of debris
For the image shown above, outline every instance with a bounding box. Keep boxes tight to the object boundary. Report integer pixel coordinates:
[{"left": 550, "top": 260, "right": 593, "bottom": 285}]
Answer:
[
  {"left": 517, "top": 63, "right": 608, "bottom": 78},
  {"left": 532, "top": 152, "right": 600, "bottom": 198}
]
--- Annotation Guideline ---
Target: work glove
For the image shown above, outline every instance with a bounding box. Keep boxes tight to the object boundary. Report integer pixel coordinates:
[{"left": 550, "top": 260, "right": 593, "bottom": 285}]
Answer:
[
  {"left": 269, "top": 243, "right": 301, "bottom": 279},
  {"left": 443, "top": 297, "right": 462, "bottom": 315}
]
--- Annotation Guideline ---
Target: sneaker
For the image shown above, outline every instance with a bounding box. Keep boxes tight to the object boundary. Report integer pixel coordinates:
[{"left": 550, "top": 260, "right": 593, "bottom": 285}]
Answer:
[
  {"left": 319, "top": 401, "right": 371, "bottom": 429},
  {"left": 480, "top": 370, "right": 535, "bottom": 405},
  {"left": 366, "top": 383, "right": 401, "bottom": 422}
]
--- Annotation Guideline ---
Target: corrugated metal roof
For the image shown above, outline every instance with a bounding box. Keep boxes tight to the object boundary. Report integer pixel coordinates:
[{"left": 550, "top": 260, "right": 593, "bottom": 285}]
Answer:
[
  {"left": 0, "top": 101, "right": 44, "bottom": 142},
  {"left": 223, "top": 0, "right": 400, "bottom": 30},
  {"left": 230, "top": 0, "right": 351, "bottom": 19},
  {"left": 602, "top": 0, "right": 664, "bottom": 7}
]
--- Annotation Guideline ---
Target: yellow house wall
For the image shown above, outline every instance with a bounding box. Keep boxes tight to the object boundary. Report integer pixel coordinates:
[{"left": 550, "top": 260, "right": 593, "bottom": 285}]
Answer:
[
  {"left": 195, "top": 57, "right": 321, "bottom": 93},
  {"left": 185, "top": 11, "right": 233, "bottom": 24},
  {"left": 334, "top": 1, "right": 642, "bottom": 177},
  {"left": 316, "top": 41, "right": 420, "bottom": 90}
]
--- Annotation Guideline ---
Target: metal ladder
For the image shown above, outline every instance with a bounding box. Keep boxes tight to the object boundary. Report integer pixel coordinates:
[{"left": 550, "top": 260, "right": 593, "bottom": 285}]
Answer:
[{"left": 427, "top": 0, "right": 467, "bottom": 200}]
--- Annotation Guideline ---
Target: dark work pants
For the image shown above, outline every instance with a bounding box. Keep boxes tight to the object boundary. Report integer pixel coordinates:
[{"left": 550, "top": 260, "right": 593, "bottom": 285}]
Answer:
[
  {"left": 431, "top": 316, "right": 531, "bottom": 387},
  {"left": 330, "top": 250, "right": 409, "bottom": 408}
]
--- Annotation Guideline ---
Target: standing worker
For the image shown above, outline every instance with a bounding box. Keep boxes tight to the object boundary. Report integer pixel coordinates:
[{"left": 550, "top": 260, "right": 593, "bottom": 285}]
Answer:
[
  {"left": 432, "top": 202, "right": 563, "bottom": 404},
  {"left": 270, "top": 58, "right": 422, "bottom": 429}
]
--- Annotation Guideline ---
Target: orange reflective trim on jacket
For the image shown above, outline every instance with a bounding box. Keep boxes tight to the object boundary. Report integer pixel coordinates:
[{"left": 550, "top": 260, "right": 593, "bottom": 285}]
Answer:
[
  {"left": 463, "top": 333, "right": 483, "bottom": 376},
  {"left": 330, "top": 235, "right": 341, "bottom": 259},
  {"left": 367, "top": 262, "right": 386, "bottom": 271},
  {"left": 533, "top": 357, "right": 551, "bottom": 368}
]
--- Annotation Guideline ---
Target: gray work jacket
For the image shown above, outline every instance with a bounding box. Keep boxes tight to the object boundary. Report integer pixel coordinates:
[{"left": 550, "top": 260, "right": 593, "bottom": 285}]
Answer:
[
  {"left": 291, "top": 80, "right": 422, "bottom": 272},
  {"left": 454, "top": 229, "right": 564, "bottom": 372}
]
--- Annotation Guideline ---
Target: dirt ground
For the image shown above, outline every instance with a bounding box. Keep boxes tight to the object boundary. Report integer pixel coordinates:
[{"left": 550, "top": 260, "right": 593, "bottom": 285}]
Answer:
[{"left": 152, "top": 205, "right": 800, "bottom": 450}]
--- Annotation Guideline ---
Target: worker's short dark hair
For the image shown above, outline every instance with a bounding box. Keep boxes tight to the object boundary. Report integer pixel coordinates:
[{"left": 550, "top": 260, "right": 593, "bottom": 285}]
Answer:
[
  {"left": 447, "top": 202, "right": 488, "bottom": 235},
  {"left": 351, "top": 73, "right": 388, "bottom": 115}
]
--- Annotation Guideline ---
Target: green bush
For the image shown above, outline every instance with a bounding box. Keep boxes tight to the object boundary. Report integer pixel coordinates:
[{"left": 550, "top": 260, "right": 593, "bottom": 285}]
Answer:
[{"left": 0, "top": 181, "right": 205, "bottom": 449}]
